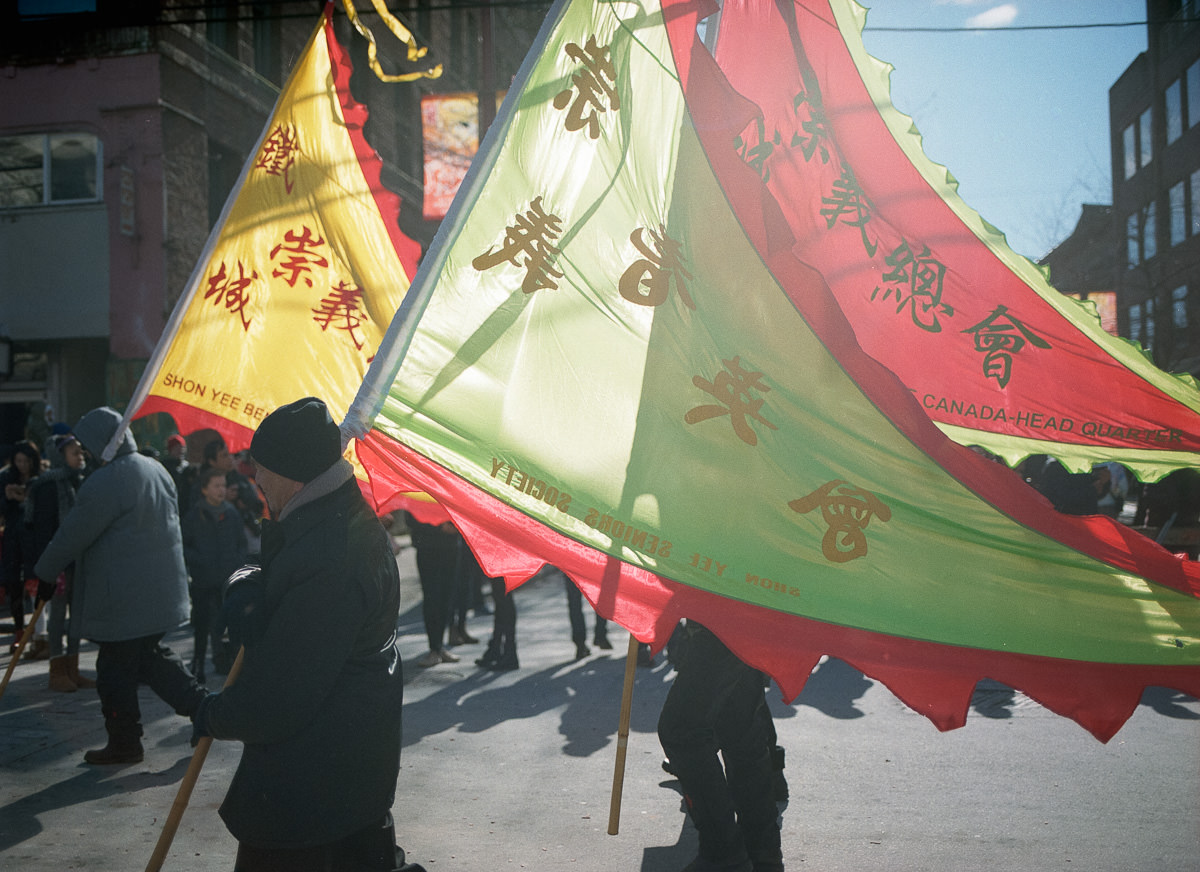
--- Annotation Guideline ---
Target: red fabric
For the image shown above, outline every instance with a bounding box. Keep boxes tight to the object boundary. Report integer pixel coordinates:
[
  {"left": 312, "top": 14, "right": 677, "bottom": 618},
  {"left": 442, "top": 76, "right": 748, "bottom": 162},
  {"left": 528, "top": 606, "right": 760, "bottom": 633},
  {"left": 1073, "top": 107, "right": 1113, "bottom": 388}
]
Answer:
[
  {"left": 137, "top": 395, "right": 257, "bottom": 454},
  {"left": 660, "top": 0, "right": 1200, "bottom": 601},
  {"left": 705, "top": 0, "right": 1200, "bottom": 456},
  {"left": 358, "top": 429, "right": 1200, "bottom": 741}
]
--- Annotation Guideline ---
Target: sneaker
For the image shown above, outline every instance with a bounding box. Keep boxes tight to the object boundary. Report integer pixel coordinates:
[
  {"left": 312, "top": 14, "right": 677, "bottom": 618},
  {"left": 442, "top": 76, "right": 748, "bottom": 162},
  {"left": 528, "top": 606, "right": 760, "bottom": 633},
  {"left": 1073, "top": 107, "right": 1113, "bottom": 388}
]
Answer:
[
  {"left": 438, "top": 649, "right": 460, "bottom": 663},
  {"left": 415, "top": 650, "right": 442, "bottom": 668}
]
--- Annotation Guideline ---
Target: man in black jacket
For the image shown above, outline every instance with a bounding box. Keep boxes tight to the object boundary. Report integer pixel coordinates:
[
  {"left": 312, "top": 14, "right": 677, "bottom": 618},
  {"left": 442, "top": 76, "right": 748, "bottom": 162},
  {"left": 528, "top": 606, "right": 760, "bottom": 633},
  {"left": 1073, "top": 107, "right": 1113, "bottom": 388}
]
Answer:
[{"left": 191, "top": 397, "right": 424, "bottom": 872}]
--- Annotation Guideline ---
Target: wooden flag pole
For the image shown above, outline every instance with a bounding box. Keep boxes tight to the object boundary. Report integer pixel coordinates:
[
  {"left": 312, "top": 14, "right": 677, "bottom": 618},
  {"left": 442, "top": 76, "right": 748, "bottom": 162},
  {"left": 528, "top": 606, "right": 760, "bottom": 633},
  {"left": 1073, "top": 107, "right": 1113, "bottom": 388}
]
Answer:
[
  {"left": 145, "top": 647, "right": 245, "bottom": 872},
  {"left": 607, "top": 634, "right": 640, "bottom": 835},
  {"left": 0, "top": 599, "right": 48, "bottom": 705}
]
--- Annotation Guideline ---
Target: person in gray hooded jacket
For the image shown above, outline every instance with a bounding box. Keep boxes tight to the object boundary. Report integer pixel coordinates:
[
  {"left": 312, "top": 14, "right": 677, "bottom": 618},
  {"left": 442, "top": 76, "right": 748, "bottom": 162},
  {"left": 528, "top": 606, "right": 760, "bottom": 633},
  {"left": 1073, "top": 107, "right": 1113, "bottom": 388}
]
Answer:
[{"left": 34, "top": 406, "right": 206, "bottom": 764}]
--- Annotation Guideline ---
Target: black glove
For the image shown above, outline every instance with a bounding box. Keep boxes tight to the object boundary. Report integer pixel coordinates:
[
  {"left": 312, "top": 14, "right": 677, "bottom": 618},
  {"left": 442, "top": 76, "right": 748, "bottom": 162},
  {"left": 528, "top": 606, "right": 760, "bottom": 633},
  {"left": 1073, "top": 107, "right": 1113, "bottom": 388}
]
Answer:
[
  {"left": 190, "top": 691, "right": 215, "bottom": 747},
  {"left": 36, "top": 577, "right": 57, "bottom": 604}
]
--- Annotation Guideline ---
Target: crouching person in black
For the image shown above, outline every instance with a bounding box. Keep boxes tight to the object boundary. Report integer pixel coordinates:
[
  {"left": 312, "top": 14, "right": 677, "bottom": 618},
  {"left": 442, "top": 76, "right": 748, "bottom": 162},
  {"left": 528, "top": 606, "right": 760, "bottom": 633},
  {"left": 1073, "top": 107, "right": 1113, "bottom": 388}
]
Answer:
[
  {"left": 659, "top": 621, "right": 785, "bottom": 872},
  {"left": 190, "top": 397, "right": 425, "bottom": 872}
]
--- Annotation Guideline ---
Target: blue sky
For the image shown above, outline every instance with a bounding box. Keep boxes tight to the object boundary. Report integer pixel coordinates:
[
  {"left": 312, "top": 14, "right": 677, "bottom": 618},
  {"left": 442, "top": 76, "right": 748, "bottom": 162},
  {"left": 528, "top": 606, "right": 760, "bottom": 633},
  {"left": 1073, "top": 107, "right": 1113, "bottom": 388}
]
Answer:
[{"left": 858, "top": 1, "right": 1147, "bottom": 260}]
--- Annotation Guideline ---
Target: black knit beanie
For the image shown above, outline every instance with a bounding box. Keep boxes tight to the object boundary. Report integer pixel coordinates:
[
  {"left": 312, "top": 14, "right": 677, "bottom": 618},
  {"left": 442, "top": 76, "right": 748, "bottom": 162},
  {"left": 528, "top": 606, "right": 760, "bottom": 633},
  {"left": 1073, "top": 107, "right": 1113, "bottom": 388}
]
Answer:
[{"left": 250, "top": 397, "right": 342, "bottom": 483}]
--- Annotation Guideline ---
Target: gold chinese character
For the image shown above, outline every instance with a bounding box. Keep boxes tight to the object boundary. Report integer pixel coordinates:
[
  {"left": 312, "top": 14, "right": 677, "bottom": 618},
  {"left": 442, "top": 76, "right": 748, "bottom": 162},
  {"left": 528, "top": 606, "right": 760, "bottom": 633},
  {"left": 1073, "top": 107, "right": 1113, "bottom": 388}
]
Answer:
[
  {"left": 551, "top": 36, "right": 620, "bottom": 140},
  {"left": 684, "top": 356, "right": 777, "bottom": 446},
  {"left": 788, "top": 480, "right": 891, "bottom": 563},
  {"left": 471, "top": 197, "right": 565, "bottom": 293},
  {"left": 618, "top": 225, "right": 695, "bottom": 309}
]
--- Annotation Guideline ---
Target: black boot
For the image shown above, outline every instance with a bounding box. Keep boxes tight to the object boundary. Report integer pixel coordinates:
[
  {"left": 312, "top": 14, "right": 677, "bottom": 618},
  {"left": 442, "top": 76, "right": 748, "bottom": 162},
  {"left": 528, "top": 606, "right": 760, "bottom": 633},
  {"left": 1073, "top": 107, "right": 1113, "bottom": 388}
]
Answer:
[
  {"left": 475, "top": 637, "right": 502, "bottom": 668},
  {"left": 485, "top": 637, "right": 518, "bottom": 671},
  {"left": 84, "top": 719, "right": 144, "bottom": 765},
  {"left": 574, "top": 640, "right": 590, "bottom": 661}
]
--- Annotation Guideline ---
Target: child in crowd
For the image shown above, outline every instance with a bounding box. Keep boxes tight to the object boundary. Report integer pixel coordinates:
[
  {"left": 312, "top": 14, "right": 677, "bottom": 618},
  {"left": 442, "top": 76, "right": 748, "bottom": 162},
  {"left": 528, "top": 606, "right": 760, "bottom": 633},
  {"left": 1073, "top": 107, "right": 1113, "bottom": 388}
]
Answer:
[{"left": 182, "top": 465, "right": 248, "bottom": 683}]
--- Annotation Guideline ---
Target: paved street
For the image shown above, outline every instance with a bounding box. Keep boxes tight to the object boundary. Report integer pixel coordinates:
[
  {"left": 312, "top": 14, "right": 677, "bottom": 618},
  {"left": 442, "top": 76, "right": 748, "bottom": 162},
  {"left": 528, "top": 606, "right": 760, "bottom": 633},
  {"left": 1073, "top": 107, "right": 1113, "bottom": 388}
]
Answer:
[{"left": 1, "top": 541, "right": 1198, "bottom": 872}]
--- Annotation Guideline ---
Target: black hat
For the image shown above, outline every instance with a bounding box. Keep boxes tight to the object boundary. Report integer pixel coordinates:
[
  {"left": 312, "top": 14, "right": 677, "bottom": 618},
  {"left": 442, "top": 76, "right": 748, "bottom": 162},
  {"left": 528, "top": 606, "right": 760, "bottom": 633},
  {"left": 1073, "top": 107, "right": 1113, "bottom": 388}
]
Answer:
[{"left": 250, "top": 397, "right": 342, "bottom": 483}]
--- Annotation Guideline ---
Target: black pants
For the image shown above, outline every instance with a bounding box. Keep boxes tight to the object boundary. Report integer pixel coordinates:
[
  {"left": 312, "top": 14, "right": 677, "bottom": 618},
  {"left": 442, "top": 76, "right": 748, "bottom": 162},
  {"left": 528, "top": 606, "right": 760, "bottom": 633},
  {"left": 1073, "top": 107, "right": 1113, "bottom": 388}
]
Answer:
[
  {"left": 95, "top": 633, "right": 205, "bottom": 739},
  {"left": 488, "top": 579, "right": 516, "bottom": 651},
  {"left": 2, "top": 543, "right": 26, "bottom": 634},
  {"left": 413, "top": 538, "right": 457, "bottom": 651},
  {"left": 190, "top": 586, "right": 224, "bottom": 673},
  {"left": 658, "top": 623, "right": 781, "bottom": 867},
  {"left": 564, "top": 575, "right": 607, "bottom": 643},
  {"left": 234, "top": 814, "right": 412, "bottom": 872}
]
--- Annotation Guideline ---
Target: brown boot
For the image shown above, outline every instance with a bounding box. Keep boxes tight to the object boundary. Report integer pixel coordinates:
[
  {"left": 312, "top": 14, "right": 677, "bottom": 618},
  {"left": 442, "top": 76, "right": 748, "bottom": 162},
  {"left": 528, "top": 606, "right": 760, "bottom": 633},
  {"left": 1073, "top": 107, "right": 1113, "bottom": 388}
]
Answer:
[
  {"left": 66, "top": 653, "right": 96, "bottom": 689},
  {"left": 48, "top": 656, "right": 78, "bottom": 693},
  {"left": 24, "top": 637, "right": 50, "bottom": 661}
]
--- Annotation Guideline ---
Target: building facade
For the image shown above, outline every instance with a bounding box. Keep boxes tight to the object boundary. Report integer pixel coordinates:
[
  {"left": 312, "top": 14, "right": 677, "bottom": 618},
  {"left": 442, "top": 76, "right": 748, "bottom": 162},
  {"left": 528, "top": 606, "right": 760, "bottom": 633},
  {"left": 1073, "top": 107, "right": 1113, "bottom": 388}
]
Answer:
[
  {"left": 0, "top": 1, "right": 548, "bottom": 449},
  {"left": 1110, "top": 0, "right": 1200, "bottom": 375}
]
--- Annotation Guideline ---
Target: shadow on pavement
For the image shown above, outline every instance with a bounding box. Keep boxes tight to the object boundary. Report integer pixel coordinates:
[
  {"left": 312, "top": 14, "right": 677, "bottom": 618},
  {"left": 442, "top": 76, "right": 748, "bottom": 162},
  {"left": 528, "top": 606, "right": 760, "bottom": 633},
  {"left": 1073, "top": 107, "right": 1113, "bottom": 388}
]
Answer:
[
  {"left": 791, "top": 657, "right": 872, "bottom": 720},
  {"left": 1140, "top": 686, "right": 1200, "bottom": 719},
  {"left": 0, "top": 755, "right": 191, "bottom": 851},
  {"left": 400, "top": 654, "right": 678, "bottom": 758}
]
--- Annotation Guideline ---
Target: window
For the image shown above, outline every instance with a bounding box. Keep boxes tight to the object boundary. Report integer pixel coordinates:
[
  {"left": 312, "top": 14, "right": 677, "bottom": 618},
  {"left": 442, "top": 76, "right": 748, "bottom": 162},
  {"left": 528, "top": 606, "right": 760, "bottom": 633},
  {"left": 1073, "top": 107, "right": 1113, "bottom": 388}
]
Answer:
[
  {"left": 1172, "top": 286, "right": 1189, "bottom": 331},
  {"left": 1171, "top": 181, "right": 1186, "bottom": 246},
  {"left": 1129, "top": 303, "right": 1142, "bottom": 341},
  {"left": 206, "top": 1, "right": 238, "bottom": 54},
  {"left": 0, "top": 132, "right": 100, "bottom": 207},
  {"left": 252, "top": 3, "right": 281, "bottom": 84},
  {"left": 1127, "top": 212, "right": 1140, "bottom": 268},
  {"left": 1139, "top": 108, "right": 1153, "bottom": 168},
  {"left": 1188, "top": 60, "right": 1200, "bottom": 130},
  {"left": 1192, "top": 168, "right": 1200, "bottom": 237},
  {"left": 1167, "top": 79, "right": 1183, "bottom": 144},
  {"left": 17, "top": 1, "right": 97, "bottom": 14},
  {"left": 1143, "top": 201, "right": 1157, "bottom": 261},
  {"left": 1145, "top": 298, "right": 1156, "bottom": 348},
  {"left": 1123, "top": 124, "right": 1137, "bottom": 180}
]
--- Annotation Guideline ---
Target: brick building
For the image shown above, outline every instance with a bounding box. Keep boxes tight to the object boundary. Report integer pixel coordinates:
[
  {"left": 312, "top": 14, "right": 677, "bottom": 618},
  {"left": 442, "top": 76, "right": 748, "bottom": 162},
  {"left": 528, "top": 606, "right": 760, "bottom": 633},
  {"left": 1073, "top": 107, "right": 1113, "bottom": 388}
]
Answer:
[{"left": 1110, "top": 0, "right": 1200, "bottom": 375}]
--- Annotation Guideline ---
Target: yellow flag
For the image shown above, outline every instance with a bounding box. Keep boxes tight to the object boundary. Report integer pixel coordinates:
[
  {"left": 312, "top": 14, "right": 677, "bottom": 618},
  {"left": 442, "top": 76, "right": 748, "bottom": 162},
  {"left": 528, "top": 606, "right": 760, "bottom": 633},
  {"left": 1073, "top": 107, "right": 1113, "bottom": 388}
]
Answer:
[{"left": 122, "top": 7, "right": 419, "bottom": 456}]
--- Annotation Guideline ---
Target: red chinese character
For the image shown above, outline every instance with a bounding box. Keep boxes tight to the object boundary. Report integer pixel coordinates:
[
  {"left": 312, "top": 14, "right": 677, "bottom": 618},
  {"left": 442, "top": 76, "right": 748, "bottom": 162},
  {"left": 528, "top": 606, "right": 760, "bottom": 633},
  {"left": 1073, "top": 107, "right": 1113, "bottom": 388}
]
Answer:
[
  {"left": 312, "top": 281, "right": 366, "bottom": 350},
  {"left": 270, "top": 226, "right": 329, "bottom": 288},
  {"left": 203, "top": 260, "right": 257, "bottom": 332},
  {"left": 255, "top": 124, "right": 300, "bottom": 193}
]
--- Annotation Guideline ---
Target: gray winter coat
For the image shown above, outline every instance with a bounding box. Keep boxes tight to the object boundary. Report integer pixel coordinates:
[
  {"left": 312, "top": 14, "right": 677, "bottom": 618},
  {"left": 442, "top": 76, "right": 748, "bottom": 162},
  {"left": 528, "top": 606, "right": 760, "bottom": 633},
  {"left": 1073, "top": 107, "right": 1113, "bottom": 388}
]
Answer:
[{"left": 34, "top": 407, "right": 190, "bottom": 642}]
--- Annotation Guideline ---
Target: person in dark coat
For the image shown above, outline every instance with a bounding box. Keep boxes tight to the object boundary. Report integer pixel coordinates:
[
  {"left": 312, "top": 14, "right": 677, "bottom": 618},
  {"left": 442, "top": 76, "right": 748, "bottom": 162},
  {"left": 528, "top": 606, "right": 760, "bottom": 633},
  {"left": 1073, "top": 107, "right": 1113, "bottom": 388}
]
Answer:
[
  {"left": 191, "top": 397, "right": 424, "bottom": 872},
  {"left": 182, "top": 465, "right": 248, "bottom": 684},
  {"left": 24, "top": 432, "right": 91, "bottom": 691},
  {"left": 33, "top": 407, "right": 206, "bottom": 764},
  {"left": 659, "top": 622, "right": 784, "bottom": 872},
  {"left": 1, "top": 440, "right": 41, "bottom": 653}
]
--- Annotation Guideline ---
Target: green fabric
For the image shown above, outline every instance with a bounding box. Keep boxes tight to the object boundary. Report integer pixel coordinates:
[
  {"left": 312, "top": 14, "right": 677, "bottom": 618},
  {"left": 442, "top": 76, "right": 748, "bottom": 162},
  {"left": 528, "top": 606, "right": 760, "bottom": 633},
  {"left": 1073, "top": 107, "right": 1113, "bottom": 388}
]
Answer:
[{"left": 368, "top": 0, "right": 1200, "bottom": 667}]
